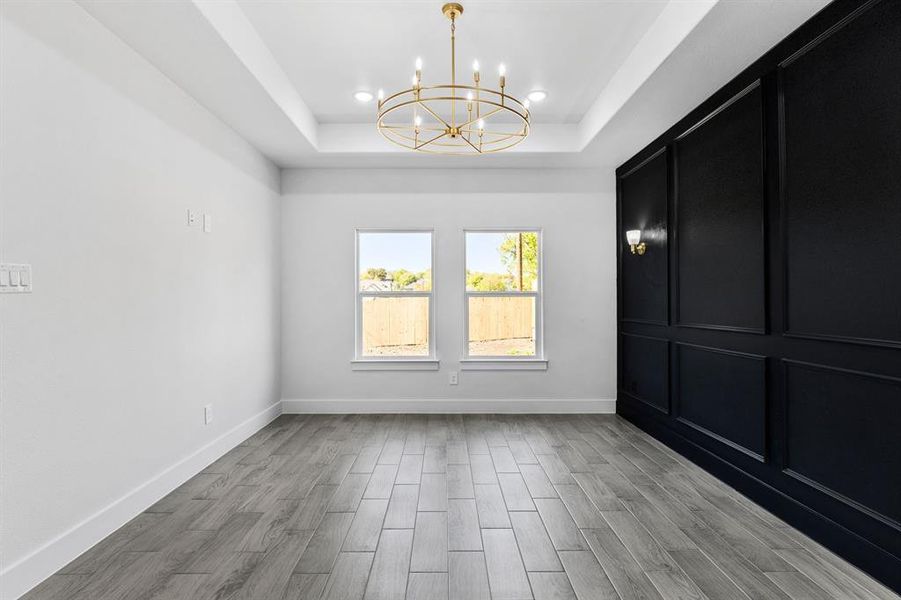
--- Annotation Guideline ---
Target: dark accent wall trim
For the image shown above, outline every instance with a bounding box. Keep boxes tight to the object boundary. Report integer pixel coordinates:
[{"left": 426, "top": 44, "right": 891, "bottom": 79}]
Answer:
[
  {"left": 673, "top": 342, "right": 767, "bottom": 462},
  {"left": 620, "top": 332, "right": 670, "bottom": 415},
  {"left": 616, "top": 0, "right": 901, "bottom": 593},
  {"left": 781, "top": 359, "right": 901, "bottom": 532},
  {"left": 673, "top": 80, "right": 762, "bottom": 142},
  {"left": 671, "top": 81, "right": 768, "bottom": 334},
  {"left": 779, "top": 0, "right": 881, "bottom": 68}
]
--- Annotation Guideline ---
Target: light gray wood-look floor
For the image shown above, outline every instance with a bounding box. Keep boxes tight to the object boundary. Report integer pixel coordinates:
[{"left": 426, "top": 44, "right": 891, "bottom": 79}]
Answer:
[{"left": 23, "top": 414, "right": 899, "bottom": 600}]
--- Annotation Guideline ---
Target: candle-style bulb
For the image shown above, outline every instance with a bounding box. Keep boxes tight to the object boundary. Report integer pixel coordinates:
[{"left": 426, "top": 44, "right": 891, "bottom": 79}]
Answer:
[
  {"left": 472, "top": 59, "right": 480, "bottom": 73},
  {"left": 523, "top": 99, "right": 530, "bottom": 109},
  {"left": 498, "top": 63, "right": 506, "bottom": 76},
  {"left": 411, "top": 74, "right": 418, "bottom": 86},
  {"left": 377, "top": 89, "right": 384, "bottom": 101},
  {"left": 477, "top": 119, "right": 485, "bottom": 131},
  {"left": 466, "top": 91, "right": 474, "bottom": 101},
  {"left": 415, "top": 57, "right": 423, "bottom": 71},
  {"left": 414, "top": 115, "right": 423, "bottom": 127}
]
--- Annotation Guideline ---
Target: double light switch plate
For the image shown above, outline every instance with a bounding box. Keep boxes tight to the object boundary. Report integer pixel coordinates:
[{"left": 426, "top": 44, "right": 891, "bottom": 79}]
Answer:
[{"left": 0, "top": 264, "right": 32, "bottom": 293}]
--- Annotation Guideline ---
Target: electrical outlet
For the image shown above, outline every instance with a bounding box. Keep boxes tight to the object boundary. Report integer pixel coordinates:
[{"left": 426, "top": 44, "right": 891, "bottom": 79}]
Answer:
[
  {"left": 448, "top": 371, "right": 458, "bottom": 385},
  {"left": 204, "top": 404, "right": 213, "bottom": 425},
  {"left": 187, "top": 209, "right": 197, "bottom": 226}
]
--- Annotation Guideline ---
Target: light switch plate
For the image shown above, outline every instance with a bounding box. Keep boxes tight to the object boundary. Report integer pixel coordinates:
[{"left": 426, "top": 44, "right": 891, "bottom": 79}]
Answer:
[
  {"left": 204, "top": 404, "right": 214, "bottom": 425},
  {"left": 0, "top": 264, "right": 32, "bottom": 293},
  {"left": 203, "top": 213, "right": 212, "bottom": 233}
]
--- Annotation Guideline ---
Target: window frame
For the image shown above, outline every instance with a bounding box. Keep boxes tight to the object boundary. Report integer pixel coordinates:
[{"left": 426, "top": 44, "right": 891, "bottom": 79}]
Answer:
[
  {"left": 462, "top": 228, "right": 545, "bottom": 365},
  {"left": 354, "top": 228, "right": 437, "bottom": 366}
]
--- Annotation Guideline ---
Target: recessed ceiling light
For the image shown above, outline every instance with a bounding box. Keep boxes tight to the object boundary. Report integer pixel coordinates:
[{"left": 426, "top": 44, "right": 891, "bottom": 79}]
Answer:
[
  {"left": 527, "top": 89, "right": 548, "bottom": 102},
  {"left": 354, "top": 90, "right": 374, "bottom": 103}
]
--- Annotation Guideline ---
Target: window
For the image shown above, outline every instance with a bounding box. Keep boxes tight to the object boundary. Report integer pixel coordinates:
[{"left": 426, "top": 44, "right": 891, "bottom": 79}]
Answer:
[
  {"left": 464, "top": 230, "right": 543, "bottom": 362},
  {"left": 356, "top": 230, "right": 435, "bottom": 363}
]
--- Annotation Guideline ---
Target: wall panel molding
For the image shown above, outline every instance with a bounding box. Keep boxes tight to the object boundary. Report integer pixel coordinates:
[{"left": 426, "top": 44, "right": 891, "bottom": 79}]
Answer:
[
  {"left": 616, "top": 0, "right": 901, "bottom": 592},
  {"left": 618, "top": 148, "right": 669, "bottom": 326},
  {"left": 673, "top": 81, "right": 766, "bottom": 334},
  {"left": 782, "top": 359, "right": 901, "bottom": 530},
  {"left": 620, "top": 333, "right": 670, "bottom": 414},
  {"left": 674, "top": 343, "right": 766, "bottom": 462},
  {"left": 778, "top": 0, "right": 901, "bottom": 348}
]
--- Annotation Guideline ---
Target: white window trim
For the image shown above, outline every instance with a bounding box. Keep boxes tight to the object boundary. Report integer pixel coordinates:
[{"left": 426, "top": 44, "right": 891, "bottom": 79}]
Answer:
[
  {"left": 354, "top": 228, "right": 437, "bottom": 369},
  {"left": 459, "top": 358, "right": 548, "bottom": 371},
  {"left": 462, "top": 228, "right": 546, "bottom": 365}
]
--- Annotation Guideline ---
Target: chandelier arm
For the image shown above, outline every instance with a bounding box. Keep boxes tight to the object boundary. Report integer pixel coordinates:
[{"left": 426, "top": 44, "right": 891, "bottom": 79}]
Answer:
[
  {"left": 382, "top": 86, "right": 527, "bottom": 111},
  {"left": 381, "top": 127, "right": 526, "bottom": 153},
  {"left": 418, "top": 102, "right": 452, "bottom": 130},
  {"left": 381, "top": 123, "right": 444, "bottom": 132},
  {"left": 468, "top": 131, "right": 524, "bottom": 139},
  {"left": 458, "top": 106, "right": 503, "bottom": 129},
  {"left": 415, "top": 131, "right": 449, "bottom": 150},
  {"left": 461, "top": 134, "right": 482, "bottom": 154},
  {"left": 469, "top": 133, "right": 518, "bottom": 146}
]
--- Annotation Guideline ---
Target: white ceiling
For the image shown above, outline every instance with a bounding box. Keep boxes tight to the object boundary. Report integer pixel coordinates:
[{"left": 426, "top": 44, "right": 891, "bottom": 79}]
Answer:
[
  {"left": 236, "top": 0, "right": 667, "bottom": 125},
  {"left": 76, "top": 0, "right": 831, "bottom": 169}
]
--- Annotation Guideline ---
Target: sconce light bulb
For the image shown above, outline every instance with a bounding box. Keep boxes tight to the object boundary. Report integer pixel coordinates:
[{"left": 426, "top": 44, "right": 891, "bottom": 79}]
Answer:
[{"left": 626, "top": 230, "right": 646, "bottom": 255}]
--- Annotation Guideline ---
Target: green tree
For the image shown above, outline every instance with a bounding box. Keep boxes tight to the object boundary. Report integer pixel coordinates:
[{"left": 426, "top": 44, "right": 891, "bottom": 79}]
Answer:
[
  {"left": 415, "top": 269, "right": 432, "bottom": 291},
  {"left": 466, "top": 271, "right": 513, "bottom": 291},
  {"left": 362, "top": 267, "right": 388, "bottom": 281},
  {"left": 390, "top": 269, "right": 420, "bottom": 290},
  {"left": 499, "top": 232, "right": 538, "bottom": 291}
]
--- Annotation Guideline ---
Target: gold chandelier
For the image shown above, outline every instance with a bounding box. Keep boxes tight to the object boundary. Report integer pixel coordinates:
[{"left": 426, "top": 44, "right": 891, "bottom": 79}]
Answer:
[{"left": 376, "top": 3, "right": 531, "bottom": 155}]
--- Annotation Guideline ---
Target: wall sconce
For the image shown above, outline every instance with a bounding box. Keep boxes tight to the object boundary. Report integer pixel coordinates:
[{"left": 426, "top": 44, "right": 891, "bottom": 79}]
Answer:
[{"left": 626, "top": 230, "right": 646, "bottom": 255}]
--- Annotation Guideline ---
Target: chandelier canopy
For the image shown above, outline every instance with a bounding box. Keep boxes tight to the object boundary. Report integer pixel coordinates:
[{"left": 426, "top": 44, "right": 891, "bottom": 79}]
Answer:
[{"left": 376, "top": 3, "right": 531, "bottom": 155}]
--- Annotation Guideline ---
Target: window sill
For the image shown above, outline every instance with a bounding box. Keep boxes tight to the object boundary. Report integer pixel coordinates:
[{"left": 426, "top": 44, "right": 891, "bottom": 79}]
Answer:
[
  {"left": 460, "top": 358, "right": 548, "bottom": 371},
  {"left": 351, "top": 359, "right": 440, "bottom": 371}
]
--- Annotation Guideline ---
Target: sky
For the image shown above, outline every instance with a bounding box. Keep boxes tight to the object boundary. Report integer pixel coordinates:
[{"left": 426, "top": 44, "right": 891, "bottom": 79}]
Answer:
[
  {"left": 359, "top": 232, "right": 431, "bottom": 273},
  {"left": 465, "top": 232, "right": 513, "bottom": 273},
  {"left": 358, "top": 231, "right": 521, "bottom": 275}
]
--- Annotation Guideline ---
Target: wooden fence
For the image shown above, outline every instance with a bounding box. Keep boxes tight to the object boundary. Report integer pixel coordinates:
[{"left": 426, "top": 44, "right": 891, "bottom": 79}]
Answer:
[
  {"left": 467, "top": 296, "right": 534, "bottom": 343},
  {"left": 362, "top": 295, "right": 534, "bottom": 350}
]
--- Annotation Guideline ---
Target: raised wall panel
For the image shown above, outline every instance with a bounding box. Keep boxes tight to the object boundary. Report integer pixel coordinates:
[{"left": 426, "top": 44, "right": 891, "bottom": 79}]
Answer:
[
  {"left": 782, "top": 0, "right": 901, "bottom": 346},
  {"left": 620, "top": 150, "right": 668, "bottom": 324},
  {"left": 784, "top": 361, "right": 901, "bottom": 525},
  {"left": 676, "top": 344, "right": 766, "bottom": 459},
  {"left": 616, "top": 1, "right": 901, "bottom": 590},
  {"left": 675, "top": 83, "right": 766, "bottom": 332},
  {"left": 620, "top": 334, "right": 668, "bottom": 413}
]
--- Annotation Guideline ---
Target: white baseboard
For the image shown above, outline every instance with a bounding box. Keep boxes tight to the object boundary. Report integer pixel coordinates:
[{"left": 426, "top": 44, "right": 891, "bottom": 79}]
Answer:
[
  {"left": 282, "top": 398, "right": 616, "bottom": 414},
  {"left": 0, "top": 401, "right": 282, "bottom": 600}
]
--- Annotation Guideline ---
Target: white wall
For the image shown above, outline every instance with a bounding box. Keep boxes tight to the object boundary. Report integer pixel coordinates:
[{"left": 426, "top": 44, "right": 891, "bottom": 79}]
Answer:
[
  {"left": 281, "top": 168, "right": 616, "bottom": 410},
  {"left": 0, "top": 2, "right": 281, "bottom": 597}
]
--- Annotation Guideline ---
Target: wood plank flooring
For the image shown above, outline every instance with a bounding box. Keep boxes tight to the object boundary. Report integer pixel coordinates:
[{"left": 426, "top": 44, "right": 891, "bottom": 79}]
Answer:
[{"left": 23, "top": 414, "right": 899, "bottom": 600}]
